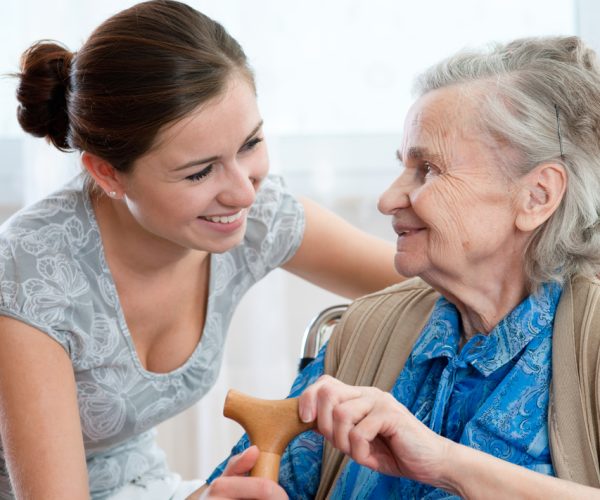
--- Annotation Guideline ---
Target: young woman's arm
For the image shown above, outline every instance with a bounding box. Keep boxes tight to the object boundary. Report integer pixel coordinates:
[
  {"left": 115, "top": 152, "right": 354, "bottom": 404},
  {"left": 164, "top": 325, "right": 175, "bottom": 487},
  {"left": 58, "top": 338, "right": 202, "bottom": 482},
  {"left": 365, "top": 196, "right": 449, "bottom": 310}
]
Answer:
[
  {"left": 283, "top": 197, "right": 401, "bottom": 299},
  {"left": 0, "top": 316, "right": 89, "bottom": 499}
]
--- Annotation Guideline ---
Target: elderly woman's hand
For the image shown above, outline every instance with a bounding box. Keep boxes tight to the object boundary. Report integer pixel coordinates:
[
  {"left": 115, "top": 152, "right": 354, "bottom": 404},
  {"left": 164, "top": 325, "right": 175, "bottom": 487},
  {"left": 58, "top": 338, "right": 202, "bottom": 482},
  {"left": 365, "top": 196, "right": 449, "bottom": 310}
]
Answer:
[
  {"left": 191, "top": 446, "right": 288, "bottom": 500},
  {"left": 298, "top": 375, "right": 453, "bottom": 487}
]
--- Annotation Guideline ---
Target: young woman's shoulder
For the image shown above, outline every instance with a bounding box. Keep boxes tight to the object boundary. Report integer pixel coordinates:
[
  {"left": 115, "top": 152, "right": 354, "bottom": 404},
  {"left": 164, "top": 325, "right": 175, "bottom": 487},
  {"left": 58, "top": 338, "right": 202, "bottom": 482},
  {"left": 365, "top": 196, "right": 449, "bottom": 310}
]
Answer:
[
  {"left": 241, "top": 174, "right": 306, "bottom": 277},
  {"left": 1, "top": 175, "right": 86, "bottom": 229},
  {"left": 0, "top": 176, "right": 97, "bottom": 353},
  {"left": 0, "top": 176, "right": 94, "bottom": 258}
]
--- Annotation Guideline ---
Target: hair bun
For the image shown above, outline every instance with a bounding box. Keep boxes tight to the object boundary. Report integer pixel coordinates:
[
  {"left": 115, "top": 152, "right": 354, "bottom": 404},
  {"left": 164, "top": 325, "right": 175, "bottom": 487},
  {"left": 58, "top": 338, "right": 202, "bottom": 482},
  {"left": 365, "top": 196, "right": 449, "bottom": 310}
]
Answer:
[{"left": 16, "top": 41, "right": 73, "bottom": 151}]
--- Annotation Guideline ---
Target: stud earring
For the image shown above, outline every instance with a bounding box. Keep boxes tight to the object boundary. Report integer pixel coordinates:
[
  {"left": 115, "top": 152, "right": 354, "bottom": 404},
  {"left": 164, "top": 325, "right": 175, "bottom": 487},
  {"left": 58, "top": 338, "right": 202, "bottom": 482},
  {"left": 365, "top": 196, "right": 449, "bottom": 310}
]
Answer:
[{"left": 108, "top": 191, "right": 117, "bottom": 198}]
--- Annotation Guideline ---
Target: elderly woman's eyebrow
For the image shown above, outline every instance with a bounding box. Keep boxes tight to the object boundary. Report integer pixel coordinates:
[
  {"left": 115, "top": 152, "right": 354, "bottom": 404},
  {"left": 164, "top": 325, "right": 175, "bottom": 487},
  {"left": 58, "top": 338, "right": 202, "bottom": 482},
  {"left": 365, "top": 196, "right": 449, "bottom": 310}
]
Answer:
[{"left": 397, "top": 147, "right": 444, "bottom": 164}]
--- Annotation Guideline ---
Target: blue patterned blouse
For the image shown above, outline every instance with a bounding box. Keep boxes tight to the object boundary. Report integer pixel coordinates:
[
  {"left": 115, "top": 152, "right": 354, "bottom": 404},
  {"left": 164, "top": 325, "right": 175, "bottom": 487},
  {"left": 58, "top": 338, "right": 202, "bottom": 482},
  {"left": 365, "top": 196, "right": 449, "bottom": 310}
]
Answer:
[{"left": 209, "top": 283, "right": 562, "bottom": 499}]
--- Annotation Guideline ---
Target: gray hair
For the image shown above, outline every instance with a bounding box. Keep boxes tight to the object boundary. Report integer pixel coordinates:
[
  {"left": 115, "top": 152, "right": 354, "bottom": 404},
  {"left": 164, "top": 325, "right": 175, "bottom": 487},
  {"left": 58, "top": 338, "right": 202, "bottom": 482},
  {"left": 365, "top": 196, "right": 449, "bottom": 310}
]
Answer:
[{"left": 415, "top": 36, "right": 600, "bottom": 289}]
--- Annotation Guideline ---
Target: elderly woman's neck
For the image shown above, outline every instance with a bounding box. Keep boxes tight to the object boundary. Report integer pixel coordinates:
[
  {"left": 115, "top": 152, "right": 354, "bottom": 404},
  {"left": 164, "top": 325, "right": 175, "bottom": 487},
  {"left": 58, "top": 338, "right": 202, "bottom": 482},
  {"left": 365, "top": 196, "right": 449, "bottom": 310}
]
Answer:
[{"left": 427, "top": 274, "right": 530, "bottom": 339}]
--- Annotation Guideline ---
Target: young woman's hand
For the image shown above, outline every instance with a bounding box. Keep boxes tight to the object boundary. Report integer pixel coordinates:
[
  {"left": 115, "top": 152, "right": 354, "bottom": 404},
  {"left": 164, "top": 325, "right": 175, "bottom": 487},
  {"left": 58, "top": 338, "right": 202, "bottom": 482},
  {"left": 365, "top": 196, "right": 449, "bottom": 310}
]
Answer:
[
  {"left": 189, "top": 446, "right": 288, "bottom": 500},
  {"left": 298, "top": 375, "right": 451, "bottom": 488}
]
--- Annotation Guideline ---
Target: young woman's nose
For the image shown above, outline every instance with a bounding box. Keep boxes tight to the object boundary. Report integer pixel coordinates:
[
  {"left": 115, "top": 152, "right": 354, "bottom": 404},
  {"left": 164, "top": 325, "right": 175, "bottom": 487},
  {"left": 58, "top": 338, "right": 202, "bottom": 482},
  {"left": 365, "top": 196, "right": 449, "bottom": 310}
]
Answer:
[{"left": 219, "top": 163, "right": 261, "bottom": 208}]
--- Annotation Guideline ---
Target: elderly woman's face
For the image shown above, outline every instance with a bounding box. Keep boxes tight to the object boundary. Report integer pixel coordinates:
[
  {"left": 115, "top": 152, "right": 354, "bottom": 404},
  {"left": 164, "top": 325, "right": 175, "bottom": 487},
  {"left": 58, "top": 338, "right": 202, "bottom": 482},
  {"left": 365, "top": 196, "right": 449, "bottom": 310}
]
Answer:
[{"left": 378, "top": 87, "right": 524, "bottom": 284}]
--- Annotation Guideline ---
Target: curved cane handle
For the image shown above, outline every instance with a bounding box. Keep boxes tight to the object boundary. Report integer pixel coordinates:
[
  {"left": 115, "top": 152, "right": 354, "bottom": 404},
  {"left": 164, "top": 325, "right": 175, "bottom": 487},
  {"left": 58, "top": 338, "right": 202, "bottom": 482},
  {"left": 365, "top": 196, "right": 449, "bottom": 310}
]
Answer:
[{"left": 223, "top": 389, "right": 315, "bottom": 482}]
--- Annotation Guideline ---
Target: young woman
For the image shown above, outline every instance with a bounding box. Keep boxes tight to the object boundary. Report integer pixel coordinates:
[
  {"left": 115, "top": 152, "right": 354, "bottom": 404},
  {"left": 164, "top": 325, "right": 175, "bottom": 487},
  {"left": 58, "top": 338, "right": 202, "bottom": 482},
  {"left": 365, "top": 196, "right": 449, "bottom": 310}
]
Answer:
[{"left": 0, "top": 1, "right": 399, "bottom": 498}]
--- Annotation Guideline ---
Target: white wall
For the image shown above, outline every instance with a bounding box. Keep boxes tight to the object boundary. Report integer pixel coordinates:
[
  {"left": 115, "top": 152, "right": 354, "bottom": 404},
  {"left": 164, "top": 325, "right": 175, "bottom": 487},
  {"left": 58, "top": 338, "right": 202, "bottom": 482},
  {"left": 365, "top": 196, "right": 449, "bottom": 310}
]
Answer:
[
  {"left": 0, "top": 0, "right": 577, "bottom": 205},
  {"left": 576, "top": 0, "right": 600, "bottom": 53}
]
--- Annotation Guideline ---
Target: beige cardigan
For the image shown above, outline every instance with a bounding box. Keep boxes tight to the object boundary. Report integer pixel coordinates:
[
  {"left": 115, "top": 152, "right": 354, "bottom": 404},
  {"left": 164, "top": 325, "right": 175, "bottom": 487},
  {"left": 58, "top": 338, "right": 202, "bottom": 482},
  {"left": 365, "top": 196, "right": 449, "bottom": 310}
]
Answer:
[{"left": 316, "top": 275, "right": 600, "bottom": 499}]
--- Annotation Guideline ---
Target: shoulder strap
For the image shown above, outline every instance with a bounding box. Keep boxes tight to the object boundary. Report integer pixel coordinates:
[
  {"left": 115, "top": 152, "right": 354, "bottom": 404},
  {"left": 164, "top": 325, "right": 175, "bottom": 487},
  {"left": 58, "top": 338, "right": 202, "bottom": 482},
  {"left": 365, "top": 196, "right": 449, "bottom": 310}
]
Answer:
[
  {"left": 318, "top": 274, "right": 600, "bottom": 494},
  {"left": 316, "top": 279, "right": 439, "bottom": 499},
  {"left": 550, "top": 275, "right": 600, "bottom": 486}
]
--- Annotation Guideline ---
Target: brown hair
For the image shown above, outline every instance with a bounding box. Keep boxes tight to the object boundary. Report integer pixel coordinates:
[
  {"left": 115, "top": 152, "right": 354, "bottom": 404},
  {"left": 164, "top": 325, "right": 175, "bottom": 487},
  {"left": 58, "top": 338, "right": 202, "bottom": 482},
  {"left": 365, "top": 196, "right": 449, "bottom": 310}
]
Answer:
[{"left": 16, "top": 0, "right": 254, "bottom": 172}]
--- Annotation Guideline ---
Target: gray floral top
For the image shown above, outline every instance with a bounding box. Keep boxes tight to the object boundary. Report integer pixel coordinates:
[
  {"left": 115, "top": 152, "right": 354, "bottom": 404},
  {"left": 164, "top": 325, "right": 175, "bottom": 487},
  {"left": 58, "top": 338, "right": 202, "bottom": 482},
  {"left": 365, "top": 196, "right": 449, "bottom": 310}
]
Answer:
[{"left": 0, "top": 174, "right": 305, "bottom": 499}]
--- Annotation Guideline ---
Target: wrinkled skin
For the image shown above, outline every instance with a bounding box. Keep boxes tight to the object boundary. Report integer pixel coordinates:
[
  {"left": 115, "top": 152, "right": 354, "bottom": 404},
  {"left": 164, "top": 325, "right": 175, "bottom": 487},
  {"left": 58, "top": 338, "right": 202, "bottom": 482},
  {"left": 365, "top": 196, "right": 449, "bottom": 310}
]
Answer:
[{"left": 378, "top": 86, "right": 532, "bottom": 336}]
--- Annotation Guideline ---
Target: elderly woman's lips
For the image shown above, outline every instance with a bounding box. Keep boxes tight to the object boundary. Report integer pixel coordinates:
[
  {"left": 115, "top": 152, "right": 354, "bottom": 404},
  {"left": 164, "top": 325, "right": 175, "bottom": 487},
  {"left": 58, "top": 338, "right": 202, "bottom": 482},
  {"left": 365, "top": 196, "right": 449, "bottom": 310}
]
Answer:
[{"left": 396, "top": 228, "right": 425, "bottom": 236}]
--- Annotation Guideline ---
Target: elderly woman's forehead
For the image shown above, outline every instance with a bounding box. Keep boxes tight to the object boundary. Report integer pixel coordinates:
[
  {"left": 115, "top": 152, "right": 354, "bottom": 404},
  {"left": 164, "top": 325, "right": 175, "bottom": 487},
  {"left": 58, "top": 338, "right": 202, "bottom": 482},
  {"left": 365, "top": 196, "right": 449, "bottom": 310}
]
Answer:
[
  {"left": 410, "top": 88, "right": 471, "bottom": 124},
  {"left": 402, "top": 89, "right": 481, "bottom": 142}
]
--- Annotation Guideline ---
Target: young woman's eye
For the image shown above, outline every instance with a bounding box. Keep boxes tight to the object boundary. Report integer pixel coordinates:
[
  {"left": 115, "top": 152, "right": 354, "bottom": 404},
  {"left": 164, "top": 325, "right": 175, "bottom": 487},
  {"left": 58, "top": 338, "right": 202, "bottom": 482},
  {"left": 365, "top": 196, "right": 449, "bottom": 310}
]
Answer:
[
  {"left": 241, "top": 136, "right": 264, "bottom": 152},
  {"left": 186, "top": 165, "right": 213, "bottom": 182}
]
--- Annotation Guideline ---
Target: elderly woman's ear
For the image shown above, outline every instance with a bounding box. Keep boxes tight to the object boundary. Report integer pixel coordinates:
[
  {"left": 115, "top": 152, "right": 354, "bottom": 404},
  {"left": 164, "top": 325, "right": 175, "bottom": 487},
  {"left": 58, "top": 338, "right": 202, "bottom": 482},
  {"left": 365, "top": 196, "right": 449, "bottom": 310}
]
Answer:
[{"left": 514, "top": 163, "right": 567, "bottom": 232}]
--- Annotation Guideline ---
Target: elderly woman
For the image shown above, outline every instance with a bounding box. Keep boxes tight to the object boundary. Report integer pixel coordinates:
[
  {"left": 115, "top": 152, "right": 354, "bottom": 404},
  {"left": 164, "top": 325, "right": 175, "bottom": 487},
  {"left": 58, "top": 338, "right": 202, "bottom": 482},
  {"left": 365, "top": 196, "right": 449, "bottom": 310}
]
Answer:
[{"left": 200, "top": 35, "right": 600, "bottom": 499}]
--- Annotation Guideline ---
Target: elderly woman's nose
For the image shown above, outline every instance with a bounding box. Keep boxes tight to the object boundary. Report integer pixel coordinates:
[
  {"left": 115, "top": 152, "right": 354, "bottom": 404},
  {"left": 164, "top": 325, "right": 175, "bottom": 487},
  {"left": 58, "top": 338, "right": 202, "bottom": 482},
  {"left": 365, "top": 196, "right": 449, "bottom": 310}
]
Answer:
[{"left": 378, "top": 180, "right": 411, "bottom": 215}]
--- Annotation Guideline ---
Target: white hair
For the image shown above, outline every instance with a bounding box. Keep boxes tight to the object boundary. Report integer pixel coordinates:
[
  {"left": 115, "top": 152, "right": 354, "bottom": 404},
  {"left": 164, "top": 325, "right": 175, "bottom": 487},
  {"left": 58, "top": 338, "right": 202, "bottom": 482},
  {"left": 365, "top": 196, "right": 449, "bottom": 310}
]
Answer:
[{"left": 415, "top": 36, "right": 600, "bottom": 289}]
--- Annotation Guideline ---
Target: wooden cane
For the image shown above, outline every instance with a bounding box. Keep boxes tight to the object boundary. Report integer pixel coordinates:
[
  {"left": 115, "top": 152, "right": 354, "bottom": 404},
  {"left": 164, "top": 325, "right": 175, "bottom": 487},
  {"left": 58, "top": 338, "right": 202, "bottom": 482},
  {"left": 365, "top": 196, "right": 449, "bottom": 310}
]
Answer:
[{"left": 223, "top": 389, "right": 315, "bottom": 482}]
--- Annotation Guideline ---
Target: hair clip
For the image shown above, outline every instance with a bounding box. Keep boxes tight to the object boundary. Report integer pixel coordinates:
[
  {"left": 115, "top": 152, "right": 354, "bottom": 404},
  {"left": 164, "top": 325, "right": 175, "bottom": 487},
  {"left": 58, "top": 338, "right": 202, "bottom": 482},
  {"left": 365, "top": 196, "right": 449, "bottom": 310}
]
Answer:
[{"left": 554, "top": 104, "right": 565, "bottom": 159}]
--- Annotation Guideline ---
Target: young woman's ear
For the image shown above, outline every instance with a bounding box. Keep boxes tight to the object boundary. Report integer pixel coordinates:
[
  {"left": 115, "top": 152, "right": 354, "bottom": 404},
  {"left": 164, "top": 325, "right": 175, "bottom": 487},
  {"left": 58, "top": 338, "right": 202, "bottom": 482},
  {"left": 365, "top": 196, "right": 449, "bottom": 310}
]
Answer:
[
  {"left": 514, "top": 163, "right": 567, "bottom": 232},
  {"left": 81, "top": 152, "right": 125, "bottom": 199}
]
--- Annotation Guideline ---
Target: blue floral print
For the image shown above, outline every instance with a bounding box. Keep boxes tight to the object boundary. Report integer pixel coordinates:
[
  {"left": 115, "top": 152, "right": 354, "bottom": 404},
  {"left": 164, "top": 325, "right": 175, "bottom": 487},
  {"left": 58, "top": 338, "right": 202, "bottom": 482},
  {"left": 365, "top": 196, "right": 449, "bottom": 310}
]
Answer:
[{"left": 209, "top": 283, "right": 562, "bottom": 499}]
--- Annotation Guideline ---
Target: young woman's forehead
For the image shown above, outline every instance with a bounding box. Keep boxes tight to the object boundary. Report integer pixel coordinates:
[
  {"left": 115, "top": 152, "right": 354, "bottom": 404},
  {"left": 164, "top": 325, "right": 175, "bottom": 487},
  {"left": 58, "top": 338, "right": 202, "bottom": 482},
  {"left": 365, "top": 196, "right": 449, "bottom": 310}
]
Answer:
[{"left": 151, "top": 78, "right": 260, "bottom": 149}]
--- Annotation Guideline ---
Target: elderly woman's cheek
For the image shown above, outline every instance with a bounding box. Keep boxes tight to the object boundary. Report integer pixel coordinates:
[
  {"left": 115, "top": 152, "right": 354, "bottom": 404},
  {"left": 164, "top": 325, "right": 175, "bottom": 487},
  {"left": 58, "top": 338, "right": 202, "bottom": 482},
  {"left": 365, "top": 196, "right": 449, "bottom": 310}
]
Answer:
[
  {"left": 429, "top": 216, "right": 469, "bottom": 258},
  {"left": 423, "top": 181, "right": 471, "bottom": 234},
  {"left": 423, "top": 186, "right": 477, "bottom": 265}
]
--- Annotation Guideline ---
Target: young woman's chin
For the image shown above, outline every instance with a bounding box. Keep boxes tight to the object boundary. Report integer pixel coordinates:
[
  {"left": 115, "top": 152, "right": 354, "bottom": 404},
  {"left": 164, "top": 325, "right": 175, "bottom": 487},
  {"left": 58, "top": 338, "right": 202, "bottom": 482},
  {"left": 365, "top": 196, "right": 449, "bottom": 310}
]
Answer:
[{"left": 188, "top": 224, "right": 248, "bottom": 253}]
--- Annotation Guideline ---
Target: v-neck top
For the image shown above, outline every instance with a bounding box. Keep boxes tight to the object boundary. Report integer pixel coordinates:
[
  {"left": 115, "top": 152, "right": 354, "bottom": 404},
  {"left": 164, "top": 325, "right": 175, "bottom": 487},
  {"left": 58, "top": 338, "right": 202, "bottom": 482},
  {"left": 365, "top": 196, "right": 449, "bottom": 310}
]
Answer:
[{"left": 0, "top": 174, "right": 305, "bottom": 499}]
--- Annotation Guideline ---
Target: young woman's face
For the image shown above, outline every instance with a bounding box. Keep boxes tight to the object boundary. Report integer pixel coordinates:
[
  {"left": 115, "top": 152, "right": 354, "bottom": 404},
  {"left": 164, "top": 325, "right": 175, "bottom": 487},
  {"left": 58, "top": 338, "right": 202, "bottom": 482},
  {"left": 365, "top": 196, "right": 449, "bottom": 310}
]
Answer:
[{"left": 116, "top": 76, "right": 269, "bottom": 254}]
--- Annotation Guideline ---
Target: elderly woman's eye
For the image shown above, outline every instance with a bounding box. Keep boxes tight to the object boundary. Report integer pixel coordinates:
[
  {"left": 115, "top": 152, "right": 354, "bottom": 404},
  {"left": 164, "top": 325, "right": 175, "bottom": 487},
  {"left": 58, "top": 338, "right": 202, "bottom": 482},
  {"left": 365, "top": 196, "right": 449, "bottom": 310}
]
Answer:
[{"left": 423, "top": 161, "right": 434, "bottom": 176}]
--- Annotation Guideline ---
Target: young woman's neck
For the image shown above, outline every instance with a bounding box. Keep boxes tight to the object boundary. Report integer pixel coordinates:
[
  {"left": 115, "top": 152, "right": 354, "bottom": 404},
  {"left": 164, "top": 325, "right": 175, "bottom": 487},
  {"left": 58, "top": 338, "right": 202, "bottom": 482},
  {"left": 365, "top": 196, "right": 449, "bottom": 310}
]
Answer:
[{"left": 92, "top": 195, "right": 209, "bottom": 275}]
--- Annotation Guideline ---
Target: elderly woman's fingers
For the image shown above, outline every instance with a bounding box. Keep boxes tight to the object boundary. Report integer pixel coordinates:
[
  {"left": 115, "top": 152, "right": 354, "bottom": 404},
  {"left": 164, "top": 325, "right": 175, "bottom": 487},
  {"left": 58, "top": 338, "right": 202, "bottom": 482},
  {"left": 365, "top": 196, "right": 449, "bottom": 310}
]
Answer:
[
  {"left": 346, "top": 406, "right": 402, "bottom": 474},
  {"left": 301, "top": 381, "right": 451, "bottom": 481},
  {"left": 330, "top": 395, "right": 375, "bottom": 453},
  {"left": 298, "top": 375, "right": 335, "bottom": 423},
  {"left": 332, "top": 389, "right": 399, "bottom": 466},
  {"left": 298, "top": 375, "right": 362, "bottom": 441},
  {"left": 342, "top": 395, "right": 452, "bottom": 482}
]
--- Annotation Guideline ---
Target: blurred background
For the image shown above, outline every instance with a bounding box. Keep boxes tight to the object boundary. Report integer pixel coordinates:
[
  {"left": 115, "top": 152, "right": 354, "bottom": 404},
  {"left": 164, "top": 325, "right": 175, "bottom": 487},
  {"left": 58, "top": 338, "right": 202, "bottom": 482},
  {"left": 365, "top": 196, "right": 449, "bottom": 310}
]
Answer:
[{"left": 1, "top": 0, "right": 596, "bottom": 480}]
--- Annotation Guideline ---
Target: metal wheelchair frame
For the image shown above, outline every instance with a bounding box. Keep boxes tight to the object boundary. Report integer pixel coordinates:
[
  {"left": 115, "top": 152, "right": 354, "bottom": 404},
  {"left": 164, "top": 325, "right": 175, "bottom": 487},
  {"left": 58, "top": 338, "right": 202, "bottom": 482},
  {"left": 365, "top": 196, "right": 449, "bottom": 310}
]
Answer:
[{"left": 298, "top": 304, "right": 349, "bottom": 371}]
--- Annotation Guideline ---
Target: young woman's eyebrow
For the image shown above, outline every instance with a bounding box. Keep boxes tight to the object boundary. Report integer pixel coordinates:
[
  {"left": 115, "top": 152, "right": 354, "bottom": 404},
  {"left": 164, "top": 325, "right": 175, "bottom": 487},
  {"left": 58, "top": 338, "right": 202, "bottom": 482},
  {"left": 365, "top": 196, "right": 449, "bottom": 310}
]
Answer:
[
  {"left": 172, "top": 119, "right": 264, "bottom": 172},
  {"left": 242, "top": 119, "right": 264, "bottom": 145}
]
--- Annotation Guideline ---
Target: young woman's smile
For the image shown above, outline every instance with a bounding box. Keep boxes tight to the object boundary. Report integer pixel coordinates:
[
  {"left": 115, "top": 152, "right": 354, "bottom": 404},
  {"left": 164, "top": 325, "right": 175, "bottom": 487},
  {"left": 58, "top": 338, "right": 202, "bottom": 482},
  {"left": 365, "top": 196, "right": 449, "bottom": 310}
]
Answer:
[{"left": 196, "top": 209, "right": 247, "bottom": 233}]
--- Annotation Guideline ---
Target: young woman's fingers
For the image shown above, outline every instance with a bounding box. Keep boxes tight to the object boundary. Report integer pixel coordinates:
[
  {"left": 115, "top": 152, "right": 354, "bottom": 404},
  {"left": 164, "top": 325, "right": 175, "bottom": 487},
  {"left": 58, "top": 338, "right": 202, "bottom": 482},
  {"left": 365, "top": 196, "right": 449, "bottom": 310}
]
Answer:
[
  {"left": 208, "top": 475, "right": 287, "bottom": 499},
  {"left": 222, "top": 446, "right": 260, "bottom": 477},
  {"left": 210, "top": 447, "right": 288, "bottom": 498}
]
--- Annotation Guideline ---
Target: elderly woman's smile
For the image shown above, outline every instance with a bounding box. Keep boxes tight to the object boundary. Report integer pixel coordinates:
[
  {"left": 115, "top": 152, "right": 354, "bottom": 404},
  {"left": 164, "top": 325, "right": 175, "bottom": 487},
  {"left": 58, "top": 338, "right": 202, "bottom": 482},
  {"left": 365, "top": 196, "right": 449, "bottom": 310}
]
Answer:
[{"left": 393, "top": 225, "right": 426, "bottom": 239}]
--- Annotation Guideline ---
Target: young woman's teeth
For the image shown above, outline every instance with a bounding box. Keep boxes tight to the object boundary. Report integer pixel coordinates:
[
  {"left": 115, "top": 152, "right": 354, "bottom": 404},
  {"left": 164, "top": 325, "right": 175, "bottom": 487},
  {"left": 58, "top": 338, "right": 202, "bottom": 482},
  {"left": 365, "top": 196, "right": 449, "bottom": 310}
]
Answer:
[{"left": 202, "top": 211, "right": 243, "bottom": 224}]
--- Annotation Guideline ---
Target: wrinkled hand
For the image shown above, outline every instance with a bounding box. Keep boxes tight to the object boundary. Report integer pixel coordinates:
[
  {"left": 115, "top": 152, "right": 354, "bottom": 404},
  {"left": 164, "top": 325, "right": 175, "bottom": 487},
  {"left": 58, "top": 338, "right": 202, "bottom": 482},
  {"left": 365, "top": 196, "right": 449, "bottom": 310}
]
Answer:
[
  {"left": 194, "top": 446, "right": 288, "bottom": 500},
  {"left": 298, "top": 375, "right": 451, "bottom": 487}
]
